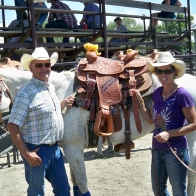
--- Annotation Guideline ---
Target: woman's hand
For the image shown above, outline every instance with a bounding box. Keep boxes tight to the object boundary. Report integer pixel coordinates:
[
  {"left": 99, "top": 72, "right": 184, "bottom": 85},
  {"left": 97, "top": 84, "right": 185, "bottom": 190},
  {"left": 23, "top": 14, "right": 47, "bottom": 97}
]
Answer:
[
  {"left": 154, "top": 131, "right": 170, "bottom": 143},
  {"left": 129, "top": 89, "right": 154, "bottom": 125},
  {"left": 129, "top": 89, "right": 142, "bottom": 101}
]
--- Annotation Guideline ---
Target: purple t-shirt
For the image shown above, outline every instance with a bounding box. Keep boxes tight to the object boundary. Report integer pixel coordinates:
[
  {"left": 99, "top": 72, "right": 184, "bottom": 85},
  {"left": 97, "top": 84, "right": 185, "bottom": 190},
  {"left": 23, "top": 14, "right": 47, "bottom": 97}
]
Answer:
[{"left": 152, "top": 86, "right": 194, "bottom": 149}]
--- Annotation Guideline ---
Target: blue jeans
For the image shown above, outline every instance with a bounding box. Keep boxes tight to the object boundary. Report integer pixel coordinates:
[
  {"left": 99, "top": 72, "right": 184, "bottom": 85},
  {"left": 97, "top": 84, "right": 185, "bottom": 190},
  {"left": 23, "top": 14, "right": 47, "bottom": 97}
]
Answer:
[
  {"left": 78, "top": 23, "right": 101, "bottom": 43},
  {"left": 151, "top": 147, "right": 189, "bottom": 196},
  {"left": 22, "top": 142, "right": 70, "bottom": 196},
  {"left": 14, "top": 0, "right": 48, "bottom": 27},
  {"left": 45, "top": 20, "right": 70, "bottom": 43}
]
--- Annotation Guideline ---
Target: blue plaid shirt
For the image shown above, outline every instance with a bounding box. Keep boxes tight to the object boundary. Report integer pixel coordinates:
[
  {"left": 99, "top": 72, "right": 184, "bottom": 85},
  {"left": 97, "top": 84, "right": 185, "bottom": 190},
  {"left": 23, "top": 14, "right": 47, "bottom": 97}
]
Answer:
[{"left": 8, "top": 77, "right": 64, "bottom": 145}]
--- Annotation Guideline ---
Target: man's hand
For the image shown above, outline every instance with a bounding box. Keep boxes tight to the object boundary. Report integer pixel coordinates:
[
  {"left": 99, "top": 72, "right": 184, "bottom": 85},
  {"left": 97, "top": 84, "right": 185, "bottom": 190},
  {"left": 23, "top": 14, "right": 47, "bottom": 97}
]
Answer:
[
  {"left": 25, "top": 148, "right": 42, "bottom": 166},
  {"left": 64, "top": 95, "right": 75, "bottom": 108}
]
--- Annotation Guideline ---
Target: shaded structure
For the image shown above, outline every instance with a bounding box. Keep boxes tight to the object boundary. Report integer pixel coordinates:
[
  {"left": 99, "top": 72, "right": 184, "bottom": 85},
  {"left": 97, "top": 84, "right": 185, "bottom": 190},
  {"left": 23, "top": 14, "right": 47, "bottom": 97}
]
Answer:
[{"left": 0, "top": 0, "right": 194, "bottom": 68}]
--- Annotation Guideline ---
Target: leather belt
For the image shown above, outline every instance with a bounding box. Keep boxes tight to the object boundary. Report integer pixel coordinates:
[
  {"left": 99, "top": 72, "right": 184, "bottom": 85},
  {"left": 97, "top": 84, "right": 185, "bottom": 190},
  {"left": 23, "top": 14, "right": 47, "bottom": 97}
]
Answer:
[
  {"left": 26, "top": 142, "right": 57, "bottom": 147},
  {"left": 41, "top": 142, "right": 57, "bottom": 147}
]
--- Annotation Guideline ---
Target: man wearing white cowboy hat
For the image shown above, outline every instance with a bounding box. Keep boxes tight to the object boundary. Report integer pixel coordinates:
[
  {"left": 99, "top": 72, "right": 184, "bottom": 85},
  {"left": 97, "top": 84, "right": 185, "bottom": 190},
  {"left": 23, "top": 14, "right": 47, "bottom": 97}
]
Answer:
[
  {"left": 7, "top": 47, "right": 75, "bottom": 196},
  {"left": 130, "top": 51, "right": 196, "bottom": 195}
]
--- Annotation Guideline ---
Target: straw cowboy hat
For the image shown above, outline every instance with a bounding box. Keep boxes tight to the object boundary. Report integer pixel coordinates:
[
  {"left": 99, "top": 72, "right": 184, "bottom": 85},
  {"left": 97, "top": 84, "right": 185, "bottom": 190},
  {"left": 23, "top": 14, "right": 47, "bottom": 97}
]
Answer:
[
  {"left": 147, "top": 51, "right": 186, "bottom": 79},
  {"left": 21, "top": 47, "right": 58, "bottom": 71}
]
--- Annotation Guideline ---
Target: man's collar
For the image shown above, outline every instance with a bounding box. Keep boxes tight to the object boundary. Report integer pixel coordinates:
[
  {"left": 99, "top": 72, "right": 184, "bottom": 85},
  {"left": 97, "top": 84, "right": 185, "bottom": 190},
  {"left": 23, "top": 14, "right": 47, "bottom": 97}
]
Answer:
[{"left": 32, "top": 77, "right": 50, "bottom": 87}]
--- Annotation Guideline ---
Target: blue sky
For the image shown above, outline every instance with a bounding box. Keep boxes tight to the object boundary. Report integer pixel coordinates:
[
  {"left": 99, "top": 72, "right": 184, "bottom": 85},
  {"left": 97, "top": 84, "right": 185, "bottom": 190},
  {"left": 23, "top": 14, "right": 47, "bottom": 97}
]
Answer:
[{"left": 0, "top": 0, "right": 195, "bottom": 26}]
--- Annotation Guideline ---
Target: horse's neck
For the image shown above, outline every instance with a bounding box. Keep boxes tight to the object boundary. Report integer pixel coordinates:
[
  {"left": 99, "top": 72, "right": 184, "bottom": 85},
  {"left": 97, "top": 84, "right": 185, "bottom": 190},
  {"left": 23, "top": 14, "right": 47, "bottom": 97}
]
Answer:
[
  {"left": 2, "top": 69, "right": 32, "bottom": 97},
  {"left": 0, "top": 69, "right": 75, "bottom": 101},
  {"left": 50, "top": 71, "right": 75, "bottom": 101},
  {"left": 151, "top": 74, "right": 161, "bottom": 90}
]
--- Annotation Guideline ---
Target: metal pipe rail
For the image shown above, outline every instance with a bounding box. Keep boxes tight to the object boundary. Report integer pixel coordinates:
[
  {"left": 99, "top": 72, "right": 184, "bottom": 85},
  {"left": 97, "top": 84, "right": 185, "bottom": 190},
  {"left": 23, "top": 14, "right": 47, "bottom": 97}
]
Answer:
[
  {"left": 0, "top": 115, "right": 19, "bottom": 167},
  {"left": 0, "top": 0, "right": 191, "bottom": 60}
]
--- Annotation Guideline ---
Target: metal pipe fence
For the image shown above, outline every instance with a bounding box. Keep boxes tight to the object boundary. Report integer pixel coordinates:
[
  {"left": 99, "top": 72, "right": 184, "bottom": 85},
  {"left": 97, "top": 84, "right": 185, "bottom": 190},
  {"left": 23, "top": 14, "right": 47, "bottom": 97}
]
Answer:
[{"left": 0, "top": 115, "right": 19, "bottom": 167}]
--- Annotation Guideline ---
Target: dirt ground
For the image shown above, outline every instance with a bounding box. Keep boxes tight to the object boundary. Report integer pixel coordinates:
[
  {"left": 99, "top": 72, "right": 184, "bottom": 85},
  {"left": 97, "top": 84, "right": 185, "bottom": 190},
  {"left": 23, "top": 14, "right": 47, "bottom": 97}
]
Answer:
[{"left": 0, "top": 130, "right": 172, "bottom": 196}]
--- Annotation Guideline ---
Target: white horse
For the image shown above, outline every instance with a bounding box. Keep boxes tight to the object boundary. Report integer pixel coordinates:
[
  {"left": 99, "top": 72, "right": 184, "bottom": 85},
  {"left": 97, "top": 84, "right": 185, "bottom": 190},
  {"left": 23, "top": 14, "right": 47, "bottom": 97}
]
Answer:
[{"left": 0, "top": 68, "right": 196, "bottom": 196}]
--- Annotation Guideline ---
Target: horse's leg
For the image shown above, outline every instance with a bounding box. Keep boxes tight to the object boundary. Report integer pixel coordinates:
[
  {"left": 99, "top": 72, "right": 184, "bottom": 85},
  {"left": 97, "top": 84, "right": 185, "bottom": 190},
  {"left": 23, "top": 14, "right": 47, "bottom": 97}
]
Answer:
[
  {"left": 102, "top": 137, "right": 114, "bottom": 154},
  {"left": 187, "top": 151, "right": 196, "bottom": 196},
  {"left": 97, "top": 136, "right": 103, "bottom": 154},
  {"left": 61, "top": 108, "right": 90, "bottom": 195},
  {"left": 187, "top": 170, "right": 195, "bottom": 196},
  {"left": 187, "top": 132, "right": 196, "bottom": 196},
  {"left": 61, "top": 143, "right": 90, "bottom": 196},
  {"left": 69, "top": 166, "right": 83, "bottom": 196}
]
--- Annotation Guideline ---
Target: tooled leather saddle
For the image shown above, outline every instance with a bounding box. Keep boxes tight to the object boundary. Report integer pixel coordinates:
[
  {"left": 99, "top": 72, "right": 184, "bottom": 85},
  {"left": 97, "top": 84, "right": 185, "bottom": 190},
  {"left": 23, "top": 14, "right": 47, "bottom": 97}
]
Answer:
[{"left": 75, "top": 49, "right": 158, "bottom": 159}]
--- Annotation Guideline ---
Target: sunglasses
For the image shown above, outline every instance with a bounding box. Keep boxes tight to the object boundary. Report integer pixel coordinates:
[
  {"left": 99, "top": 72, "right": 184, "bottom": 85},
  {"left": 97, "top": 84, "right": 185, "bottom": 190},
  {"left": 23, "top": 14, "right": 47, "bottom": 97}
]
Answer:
[
  {"left": 31, "top": 62, "right": 51, "bottom": 68},
  {"left": 155, "top": 69, "right": 173, "bottom": 75}
]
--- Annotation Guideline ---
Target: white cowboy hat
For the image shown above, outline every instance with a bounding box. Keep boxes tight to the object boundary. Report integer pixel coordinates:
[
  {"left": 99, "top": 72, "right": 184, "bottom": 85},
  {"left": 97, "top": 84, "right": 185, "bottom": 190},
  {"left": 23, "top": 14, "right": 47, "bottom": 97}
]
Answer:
[
  {"left": 21, "top": 47, "right": 58, "bottom": 71},
  {"left": 147, "top": 51, "right": 186, "bottom": 79}
]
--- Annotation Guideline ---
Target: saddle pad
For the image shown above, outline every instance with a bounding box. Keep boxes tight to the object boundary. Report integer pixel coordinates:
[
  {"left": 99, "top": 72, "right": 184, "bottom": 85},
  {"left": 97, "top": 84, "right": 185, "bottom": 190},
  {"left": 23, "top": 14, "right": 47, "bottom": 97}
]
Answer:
[
  {"left": 96, "top": 74, "right": 122, "bottom": 107},
  {"left": 78, "top": 57, "right": 124, "bottom": 75}
]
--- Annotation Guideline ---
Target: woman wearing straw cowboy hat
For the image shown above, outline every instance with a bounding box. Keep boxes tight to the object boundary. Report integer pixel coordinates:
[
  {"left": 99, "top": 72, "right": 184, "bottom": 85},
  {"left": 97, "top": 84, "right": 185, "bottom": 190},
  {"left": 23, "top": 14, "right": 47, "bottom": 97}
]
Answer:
[
  {"left": 130, "top": 51, "right": 196, "bottom": 195},
  {"left": 7, "top": 47, "right": 75, "bottom": 196}
]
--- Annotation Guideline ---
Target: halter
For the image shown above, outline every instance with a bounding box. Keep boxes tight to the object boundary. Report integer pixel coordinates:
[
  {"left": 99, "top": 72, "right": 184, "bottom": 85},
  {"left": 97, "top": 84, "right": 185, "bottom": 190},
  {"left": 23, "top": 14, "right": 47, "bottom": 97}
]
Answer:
[
  {"left": 0, "top": 76, "right": 13, "bottom": 105},
  {"left": 0, "top": 76, "right": 13, "bottom": 129}
]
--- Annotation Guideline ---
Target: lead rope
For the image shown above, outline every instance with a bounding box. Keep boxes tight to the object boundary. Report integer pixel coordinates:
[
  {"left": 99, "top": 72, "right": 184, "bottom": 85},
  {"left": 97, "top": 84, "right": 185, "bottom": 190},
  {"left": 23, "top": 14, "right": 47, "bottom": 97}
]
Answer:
[
  {"left": 153, "top": 141, "right": 196, "bottom": 196},
  {"left": 0, "top": 121, "right": 8, "bottom": 132},
  {"left": 167, "top": 142, "right": 196, "bottom": 174},
  {"left": 0, "top": 77, "right": 13, "bottom": 103}
]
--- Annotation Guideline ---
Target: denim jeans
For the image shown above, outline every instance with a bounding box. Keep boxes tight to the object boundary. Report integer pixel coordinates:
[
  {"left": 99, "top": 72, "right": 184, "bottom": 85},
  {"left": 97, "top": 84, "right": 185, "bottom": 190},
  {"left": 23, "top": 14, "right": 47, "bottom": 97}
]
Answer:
[
  {"left": 78, "top": 23, "right": 101, "bottom": 43},
  {"left": 34, "top": 3, "right": 48, "bottom": 27},
  {"left": 151, "top": 147, "right": 189, "bottom": 196},
  {"left": 22, "top": 142, "right": 70, "bottom": 196},
  {"left": 45, "top": 20, "right": 70, "bottom": 43},
  {"left": 14, "top": 0, "right": 48, "bottom": 27}
]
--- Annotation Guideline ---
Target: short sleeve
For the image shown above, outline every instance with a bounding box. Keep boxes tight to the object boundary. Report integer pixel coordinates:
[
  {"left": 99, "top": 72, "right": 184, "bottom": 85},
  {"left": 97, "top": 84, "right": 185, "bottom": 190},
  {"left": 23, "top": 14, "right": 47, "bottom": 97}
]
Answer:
[{"left": 8, "top": 92, "right": 29, "bottom": 127}]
